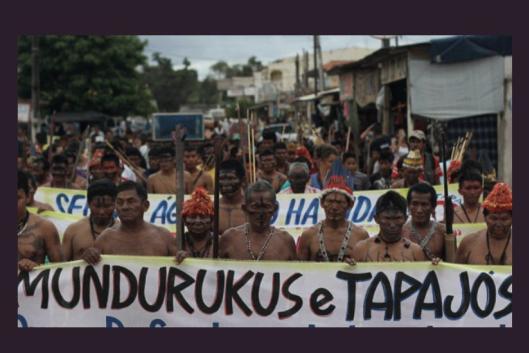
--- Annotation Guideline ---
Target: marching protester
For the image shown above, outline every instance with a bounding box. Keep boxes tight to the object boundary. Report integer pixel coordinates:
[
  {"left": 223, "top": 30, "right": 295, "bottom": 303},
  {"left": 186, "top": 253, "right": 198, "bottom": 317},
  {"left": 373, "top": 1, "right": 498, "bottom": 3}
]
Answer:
[
  {"left": 370, "top": 149, "right": 394, "bottom": 190},
  {"left": 407, "top": 130, "right": 442, "bottom": 185},
  {"left": 26, "top": 173, "right": 54, "bottom": 212},
  {"left": 82, "top": 181, "right": 178, "bottom": 264},
  {"left": 17, "top": 171, "right": 62, "bottom": 271},
  {"left": 456, "top": 182, "right": 512, "bottom": 265},
  {"left": 218, "top": 159, "right": 247, "bottom": 234},
  {"left": 62, "top": 179, "right": 117, "bottom": 261},
  {"left": 342, "top": 152, "right": 371, "bottom": 190},
  {"left": 256, "top": 149, "right": 288, "bottom": 193},
  {"left": 297, "top": 177, "right": 369, "bottom": 262},
  {"left": 352, "top": 190, "right": 428, "bottom": 262},
  {"left": 219, "top": 180, "right": 297, "bottom": 261},
  {"left": 184, "top": 145, "right": 214, "bottom": 193},
  {"left": 402, "top": 183, "right": 454, "bottom": 260},
  {"left": 273, "top": 142, "right": 290, "bottom": 175},
  {"left": 391, "top": 150, "right": 423, "bottom": 189},
  {"left": 310, "top": 144, "right": 338, "bottom": 189},
  {"left": 452, "top": 170, "right": 486, "bottom": 223},
  {"left": 147, "top": 145, "right": 192, "bottom": 194},
  {"left": 176, "top": 187, "right": 215, "bottom": 262},
  {"left": 280, "top": 161, "right": 319, "bottom": 194}
]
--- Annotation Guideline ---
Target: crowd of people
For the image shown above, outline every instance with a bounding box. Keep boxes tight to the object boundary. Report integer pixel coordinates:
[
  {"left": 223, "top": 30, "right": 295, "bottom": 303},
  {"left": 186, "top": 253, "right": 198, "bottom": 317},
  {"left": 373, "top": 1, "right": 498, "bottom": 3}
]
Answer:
[{"left": 16, "top": 116, "right": 512, "bottom": 272}]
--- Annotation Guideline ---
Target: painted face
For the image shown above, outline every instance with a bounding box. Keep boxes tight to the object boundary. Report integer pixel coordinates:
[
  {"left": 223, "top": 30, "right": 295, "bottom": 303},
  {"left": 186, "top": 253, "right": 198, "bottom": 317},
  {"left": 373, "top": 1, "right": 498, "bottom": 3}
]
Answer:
[
  {"left": 184, "top": 215, "right": 212, "bottom": 235},
  {"left": 183, "top": 151, "right": 199, "bottom": 170},
  {"left": 408, "top": 191, "right": 434, "bottom": 224},
  {"left": 260, "top": 140, "right": 274, "bottom": 153},
  {"left": 259, "top": 155, "right": 276, "bottom": 173},
  {"left": 288, "top": 168, "right": 309, "bottom": 193},
  {"left": 403, "top": 167, "right": 420, "bottom": 185},
  {"left": 408, "top": 137, "right": 424, "bottom": 152},
  {"left": 148, "top": 155, "right": 161, "bottom": 171},
  {"left": 128, "top": 155, "right": 142, "bottom": 168},
  {"left": 243, "top": 191, "right": 277, "bottom": 230},
  {"left": 90, "top": 165, "right": 105, "bottom": 181},
  {"left": 51, "top": 162, "right": 68, "bottom": 181},
  {"left": 102, "top": 161, "right": 120, "bottom": 181},
  {"left": 275, "top": 148, "right": 287, "bottom": 163},
  {"left": 485, "top": 211, "right": 512, "bottom": 238},
  {"left": 286, "top": 150, "right": 297, "bottom": 163},
  {"left": 344, "top": 157, "right": 357, "bottom": 174},
  {"left": 376, "top": 209, "right": 406, "bottom": 241},
  {"left": 17, "top": 189, "right": 28, "bottom": 221},
  {"left": 321, "top": 192, "right": 352, "bottom": 222},
  {"left": 219, "top": 170, "right": 241, "bottom": 196},
  {"left": 459, "top": 180, "right": 483, "bottom": 205},
  {"left": 89, "top": 195, "right": 115, "bottom": 225},
  {"left": 116, "top": 189, "right": 148, "bottom": 223}
]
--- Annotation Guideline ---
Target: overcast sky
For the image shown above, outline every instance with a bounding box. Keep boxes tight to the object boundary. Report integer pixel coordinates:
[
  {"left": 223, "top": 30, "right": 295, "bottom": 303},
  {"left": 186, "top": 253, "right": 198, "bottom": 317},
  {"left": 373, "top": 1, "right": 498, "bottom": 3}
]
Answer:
[{"left": 140, "top": 35, "right": 453, "bottom": 80}]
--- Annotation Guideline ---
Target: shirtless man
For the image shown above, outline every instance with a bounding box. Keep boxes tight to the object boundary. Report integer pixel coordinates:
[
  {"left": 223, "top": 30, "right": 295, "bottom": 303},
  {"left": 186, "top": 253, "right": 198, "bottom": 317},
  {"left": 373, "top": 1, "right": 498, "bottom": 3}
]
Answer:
[
  {"left": 352, "top": 191, "right": 427, "bottom": 262},
  {"left": 17, "top": 171, "right": 62, "bottom": 271},
  {"left": 402, "top": 183, "right": 454, "bottom": 260},
  {"left": 62, "top": 179, "right": 117, "bottom": 261},
  {"left": 256, "top": 149, "right": 287, "bottom": 193},
  {"left": 184, "top": 145, "right": 214, "bottom": 193},
  {"left": 82, "top": 181, "right": 178, "bottom": 264},
  {"left": 27, "top": 173, "right": 54, "bottom": 212},
  {"left": 147, "top": 146, "right": 192, "bottom": 194},
  {"left": 43, "top": 154, "right": 82, "bottom": 189},
  {"left": 219, "top": 159, "right": 246, "bottom": 234},
  {"left": 456, "top": 182, "right": 512, "bottom": 265},
  {"left": 297, "top": 177, "right": 369, "bottom": 262},
  {"left": 219, "top": 180, "right": 297, "bottom": 261},
  {"left": 453, "top": 171, "right": 485, "bottom": 224},
  {"left": 274, "top": 142, "right": 289, "bottom": 175}
]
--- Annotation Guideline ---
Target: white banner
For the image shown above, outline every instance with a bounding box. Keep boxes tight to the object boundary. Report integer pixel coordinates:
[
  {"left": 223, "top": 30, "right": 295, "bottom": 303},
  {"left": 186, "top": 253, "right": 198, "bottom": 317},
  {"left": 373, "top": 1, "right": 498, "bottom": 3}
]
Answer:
[
  {"left": 18, "top": 257, "right": 512, "bottom": 327},
  {"left": 35, "top": 185, "right": 461, "bottom": 228}
]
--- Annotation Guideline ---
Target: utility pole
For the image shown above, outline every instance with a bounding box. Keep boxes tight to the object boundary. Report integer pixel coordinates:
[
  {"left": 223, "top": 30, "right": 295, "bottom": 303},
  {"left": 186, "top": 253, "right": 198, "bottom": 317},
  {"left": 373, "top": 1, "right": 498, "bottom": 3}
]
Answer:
[
  {"left": 317, "top": 35, "right": 325, "bottom": 91},
  {"left": 31, "top": 35, "right": 40, "bottom": 144},
  {"left": 313, "top": 35, "right": 318, "bottom": 96},
  {"left": 295, "top": 54, "right": 300, "bottom": 96}
]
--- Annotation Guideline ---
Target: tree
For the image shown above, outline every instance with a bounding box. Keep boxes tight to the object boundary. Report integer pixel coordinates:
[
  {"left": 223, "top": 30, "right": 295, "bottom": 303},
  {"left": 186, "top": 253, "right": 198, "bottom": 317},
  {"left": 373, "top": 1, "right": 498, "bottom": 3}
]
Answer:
[{"left": 17, "top": 35, "right": 156, "bottom": 117}]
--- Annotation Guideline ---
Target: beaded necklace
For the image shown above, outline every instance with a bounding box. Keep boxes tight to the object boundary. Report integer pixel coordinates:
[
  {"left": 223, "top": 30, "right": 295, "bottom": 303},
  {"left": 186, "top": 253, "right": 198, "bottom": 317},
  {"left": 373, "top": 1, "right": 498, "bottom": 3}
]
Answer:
[
  {"left": 485, "top": 229, "right": 512, "bottom": 265},
  {"left": 317, "top": 221, "right": 353, "bottom": 262},
  {"left": 17, "top": 211, "right": 30, "bottom": 236},
  {"left": 244, "top": 223, "right": 275, "bottom": 261}
]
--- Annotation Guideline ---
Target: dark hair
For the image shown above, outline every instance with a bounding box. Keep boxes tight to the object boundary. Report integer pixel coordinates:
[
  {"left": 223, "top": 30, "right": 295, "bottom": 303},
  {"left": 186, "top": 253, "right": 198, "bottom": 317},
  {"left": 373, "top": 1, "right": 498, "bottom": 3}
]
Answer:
[
  {"left": 375, "top": 190, "right": 407, "bottom": 216},
  {"left": 87, "top": 179, "right": 117, "bottom": 203},
  {"left": 219, "top": 159, "right": 245, "bottom": 180},
  {"left": 184, "top": 145, "right": 198, "bottom": 153},
  {"left": 116, "top": 181, "right": 148, "bottom": 201},
  {"left": 461, "top": 159, "right": 483, "bottom": 175},
  {"left": 101, "top": 153, "right": 120, "bottom": 166},
  {"left": 274, "top": 142, "right": 287, "bottom": 151},
  {"left": 483, "top": 208, "right": 512, "bottom": 217},
  {"left": 18, "top": 170, "right": 29, "bottom": 194},
  {"left": 373, "top": 122, "right": 382, "bottom": 135},
  {"left": 315, "top": 144, "right": 338, "bottom": 160},
  {"left": 379, "top": 149, "right": 394, "bottom": 163},
  {"left": 125, "top": 147, "right": 142, "bottom": 159},
  {"left": 342, "top": 152, "right": 356, "bottom": 163},
  {"left": 158, "top": 145, "right": 175, "bottom": 157},
  {"left": 51, "top": 154, "right": 68, "bottom": 166},
  {"left": 148, "top": 145, "right": 161, "bottom": 157},
  {"left": 245, "top": 180, "right": 276, "bottom": 204},
  {"left": 407, "top": 182, "right": 437, "bottom": 208},
  {"left": 459, "top": 171, "right": 483, "bottom": 187},
  {"left": 259, "top": 149, "right": 275, "bottom": 159},
  {"left": 262, "top": 131, "right": 277, "bottom": 143}
]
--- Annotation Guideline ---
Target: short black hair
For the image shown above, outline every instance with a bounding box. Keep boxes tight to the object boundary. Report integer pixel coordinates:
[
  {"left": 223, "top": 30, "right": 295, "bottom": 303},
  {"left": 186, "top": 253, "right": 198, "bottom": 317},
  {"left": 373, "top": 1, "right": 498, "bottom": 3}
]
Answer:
[
  {"left": 51, "top": 154, "right": 68, "bottom": 165},
  {"left": 274, "top": 142, "right": 287, "bottom": 151},
  {"left": 116, "top": 181, "right": 148, "bottom": 201},
  {"left": 158, "top": 145, "right": 175, "bottom": 157},
  {"left": 18, "top": 170, "right": 29, "bottom": 194},
  {"left": 375, "top": 190, "right": 407, "bottom": 216},
  {"left": 262, "top": 131, "right": 277, "bottom": 143},
  {"left": 459, "top": 171, "right": 483, "bottom": 187},
  {"left": 219, "top": 159, "right": 245, "bottom": 180},
  {"left": 379, "top": 149, "right": 395, "bottom": 163},
  {"left": 259, "top": 149, "right": 275, "bottom": 159},
  {"left": 342, "top": 152, "right": 356, "bottom": 163},
  {"left": 125, "top": 147, "right": 142, "bottom": 159},
  {"left": 87, "top": 179, "right": 117, "bottom": 203},
  {"left": 101, "top": 153, "right": 120, "bottom": 166},
  {"left": 184, "top": 145, "right": 198, "bottom": 153},
  {"left": 315, "top": 144, "right": 338, "bottom": 160},
  {"left": 407, "top": 182, "right": 437, "bottom": 209},
  {"left": 148, "top": 145, "right": 161, "bottom": 157}
]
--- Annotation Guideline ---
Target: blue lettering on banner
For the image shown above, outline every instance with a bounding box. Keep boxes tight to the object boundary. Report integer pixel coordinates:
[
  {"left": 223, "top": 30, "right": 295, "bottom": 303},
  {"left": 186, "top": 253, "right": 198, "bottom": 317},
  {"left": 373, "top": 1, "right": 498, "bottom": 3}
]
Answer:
[
  {"left": 285, "top": 199, "right": 305, "bottom": 226},
  {"left": 150, "top": 201, "right": 168, "bottom": 224},
  {"left": 56, "top": 193, "right": 69, "bottom": 213},
  {"left": 68, "top": 195, "right": 86, "bottom": 215},
  {"left": 302, "top": 199, "right": 319, "bottom": 225},
  {"left": 150, "top": 319, "right": 167, "bottom": 327},
  {"left": 106, "top": 315, "right": 124, "bottom": 328},
  {"left": 17, "top": 314, "right": 28, "bottom": 328},
  {"left": 167, "top": 202, "right": 177, "bottom": 224},
  {"left": 351, "top": 196, "right": 371, "bottom": 223}
]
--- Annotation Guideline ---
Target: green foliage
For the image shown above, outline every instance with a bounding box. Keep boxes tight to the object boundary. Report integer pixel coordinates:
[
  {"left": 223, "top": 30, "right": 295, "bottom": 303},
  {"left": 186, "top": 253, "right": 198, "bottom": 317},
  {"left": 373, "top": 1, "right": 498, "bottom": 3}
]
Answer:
[
  {"left": 209, "top": 56, "right": 264, "bottom": 79},
  {"left": 224, "top": 97, "right": 254, "bottom": 118},
  {"left": 17, "top": 35, "right": 156, "bottom": 117}
]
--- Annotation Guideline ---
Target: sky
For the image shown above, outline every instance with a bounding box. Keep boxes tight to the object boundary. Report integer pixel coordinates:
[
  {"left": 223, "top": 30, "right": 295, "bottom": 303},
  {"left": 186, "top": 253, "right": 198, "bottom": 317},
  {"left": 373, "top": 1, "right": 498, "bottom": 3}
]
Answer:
[{"left": 141, "top": 35, "right": 453, "bottom": 80}]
